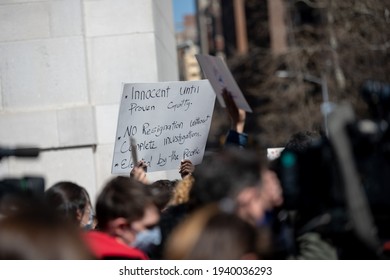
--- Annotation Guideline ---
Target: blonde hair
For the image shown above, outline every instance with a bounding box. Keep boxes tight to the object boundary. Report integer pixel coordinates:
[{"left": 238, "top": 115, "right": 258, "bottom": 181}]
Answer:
[
  {"left": 168, "top": 176, "right": 194, "bottom": 206},
  {"left": 164, "top": 203, "right": 258, "bottom": 260}
]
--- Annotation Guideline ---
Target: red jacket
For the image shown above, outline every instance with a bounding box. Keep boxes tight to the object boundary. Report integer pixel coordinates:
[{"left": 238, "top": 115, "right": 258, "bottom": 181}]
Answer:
[{"left": 84, "top": 231, "right": 148, "bottom": 260}]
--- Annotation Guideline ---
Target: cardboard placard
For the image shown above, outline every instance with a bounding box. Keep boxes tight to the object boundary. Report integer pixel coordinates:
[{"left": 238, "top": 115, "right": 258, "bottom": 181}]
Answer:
[{"left": 196, "top": 54, "right": 252, "bottom": 113}]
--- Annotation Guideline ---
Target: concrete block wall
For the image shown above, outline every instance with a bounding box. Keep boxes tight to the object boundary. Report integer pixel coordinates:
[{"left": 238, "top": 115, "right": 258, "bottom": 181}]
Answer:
[{"left": 0, "top": 0, "right": 179, "bottom": 204}]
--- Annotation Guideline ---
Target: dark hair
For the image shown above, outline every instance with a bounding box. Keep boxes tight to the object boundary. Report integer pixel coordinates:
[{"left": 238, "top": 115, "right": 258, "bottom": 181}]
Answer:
[
  {"left": 147, "top": 180, "right": 177, "bottom": 211},
  {"left": 189, "top": 148, "right": 262, "bottom": 211},
  {"left": 96, "top": 176, "right": 151, "bottom": 229},
  {"left": 45, "top": 181, "right": 91, "bottom": 225},
  {"left": 284, "top": 130, "right": 320, "bottom": 153},
  {"left": 0, "top": 203, "right": 94, "bottom": 259}
]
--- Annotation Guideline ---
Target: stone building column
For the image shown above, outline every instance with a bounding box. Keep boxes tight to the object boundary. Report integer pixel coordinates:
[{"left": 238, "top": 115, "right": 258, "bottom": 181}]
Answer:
[{"left": 0, "top": 0, "right": 178, "bottom": 202}]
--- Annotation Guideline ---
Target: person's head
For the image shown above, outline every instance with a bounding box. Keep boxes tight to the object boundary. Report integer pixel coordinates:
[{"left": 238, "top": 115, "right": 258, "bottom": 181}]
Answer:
[
  {"left": 164, "top": 203, "right": 258, "bottom": 260},
  {"left": 190, "top": 148, "right": 267, "bottom": 224},
  {"left": 0, "top": 203, "right": 94, "bottom": 259},
  {"left": 95, "top": 176, "right": 160, "bottom": 247},
  {"left": 45, "top": 181, "right": 94, "bottom": 229},
  {"left": 284, "top": 130, "right": 320, "bottom": 153},
  {"left": 147, "top": 179, "right": 177, "bottom": 211},
  {"left": 190, "top": 148, "right": 262, "bottom": 208},
  {"left": 168, "top": 175, "right": 194, "bottom": 206},
  {"left": 191, "top": 148, "right": 284, "bottom": 226}
]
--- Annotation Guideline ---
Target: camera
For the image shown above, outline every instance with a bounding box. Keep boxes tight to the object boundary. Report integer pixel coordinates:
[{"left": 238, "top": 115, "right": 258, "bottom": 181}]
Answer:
[
  {"left": 0, "top": 147, "right": 45, "bottom": 206},
  {"left": 0, "top": 176, "right": 45, "bottom": 201}
]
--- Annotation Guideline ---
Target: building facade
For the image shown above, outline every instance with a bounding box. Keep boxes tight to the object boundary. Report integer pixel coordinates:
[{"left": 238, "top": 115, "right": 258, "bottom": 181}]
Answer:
[{"left": 0, "top": 0, "right": 179, "bottom": 203}]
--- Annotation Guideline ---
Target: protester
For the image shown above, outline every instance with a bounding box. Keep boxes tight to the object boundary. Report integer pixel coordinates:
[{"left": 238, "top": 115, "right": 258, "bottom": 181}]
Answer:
[
  {"left": 84, "top": 176, "right": 160, "bottom": 259},
  {"left": 128, "top": 159, "right": 195, "bottom": 259},
  {"left": 0, "top": 201, "right": 94, "bottom": 259},
  {"left": 146, "top": 179, "right": 178, "bottom": 212},
  {"left": 45, "top": 181, "right": 95, "bottom": 230}
]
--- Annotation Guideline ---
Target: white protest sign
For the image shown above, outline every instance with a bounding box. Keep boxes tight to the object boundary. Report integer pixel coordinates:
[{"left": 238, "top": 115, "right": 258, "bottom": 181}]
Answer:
[
  {"left": 267, "top": 147, "right": 285, "bottom": 161},
  {"left": 195, "top": 54, "right": 253, "bottom": 113},
  {"left": 112, "top": 80, "right": 216, "bottom": 174}
]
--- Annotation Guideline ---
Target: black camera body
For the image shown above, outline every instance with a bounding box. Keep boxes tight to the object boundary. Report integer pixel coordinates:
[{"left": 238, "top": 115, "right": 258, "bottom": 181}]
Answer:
[
  {"left": 0, "top": 147, "right": 45, "bottom": 207},
  {"left": 279, "top": 137, "right": 340, "bottom": 211},
  {"left": 0, "top": 176, "right": 45, "bottom": 201}
]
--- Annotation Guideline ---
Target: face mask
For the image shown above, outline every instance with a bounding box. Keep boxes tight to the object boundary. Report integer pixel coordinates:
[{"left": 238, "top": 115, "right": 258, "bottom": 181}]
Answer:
[
  {"left": 82, "top": 208, "right": 94, "bottom": 231},
  {"left": 132, "top": 226, "right": 162, "bottom": 253}
]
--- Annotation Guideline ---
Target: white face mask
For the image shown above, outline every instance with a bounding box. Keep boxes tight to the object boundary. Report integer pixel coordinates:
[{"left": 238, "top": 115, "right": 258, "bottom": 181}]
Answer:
[
  {"left": 132, "top": 226, "right": 162, "bottom": 253},
  {"left": 81, "top": 208, "right": 94, "bottom": 230}
]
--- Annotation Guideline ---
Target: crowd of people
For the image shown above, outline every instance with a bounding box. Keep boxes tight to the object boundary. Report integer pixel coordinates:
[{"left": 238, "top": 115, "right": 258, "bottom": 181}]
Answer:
[{"left": 0, "top": 90, "right": 388, "bottom": 260}]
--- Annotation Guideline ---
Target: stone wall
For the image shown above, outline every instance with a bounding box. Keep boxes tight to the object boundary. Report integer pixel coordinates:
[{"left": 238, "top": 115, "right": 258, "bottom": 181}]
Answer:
[{"left": 0, "top": 0, "right": 179, "bottom": 203}]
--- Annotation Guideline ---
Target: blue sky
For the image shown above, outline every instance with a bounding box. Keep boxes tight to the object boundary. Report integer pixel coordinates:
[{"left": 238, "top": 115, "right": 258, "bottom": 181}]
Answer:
[{"left": 173, "top": 0, "right": 195, "bottom": 32}]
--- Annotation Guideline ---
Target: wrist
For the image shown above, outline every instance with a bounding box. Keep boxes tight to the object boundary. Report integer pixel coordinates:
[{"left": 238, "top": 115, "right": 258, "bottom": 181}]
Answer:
[{"left": 234, "top": 122, "right": 245, "bottom": 133}]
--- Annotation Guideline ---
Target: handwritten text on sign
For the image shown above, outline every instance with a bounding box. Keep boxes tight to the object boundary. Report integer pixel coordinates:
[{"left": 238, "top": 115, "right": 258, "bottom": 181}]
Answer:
[{"left": 112, "top": 80, "right": 216, "bottom": 174}]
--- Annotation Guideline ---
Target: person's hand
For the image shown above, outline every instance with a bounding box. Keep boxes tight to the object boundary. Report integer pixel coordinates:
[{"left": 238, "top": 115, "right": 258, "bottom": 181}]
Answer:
[
  {"left": 179, "top": 159, "right": 195, "bottom": 179},
  {"left": 295, "top": 233, "right": 338, "bottom": 260},
  {"left": 130, "top": 160, "right": 149, "bottom": 184},
  {"left": 222, "top": 88, "right": 246, "bottom": 133},
  {"left": 260, "top": 169, "right": 283, "bottom": 210}
]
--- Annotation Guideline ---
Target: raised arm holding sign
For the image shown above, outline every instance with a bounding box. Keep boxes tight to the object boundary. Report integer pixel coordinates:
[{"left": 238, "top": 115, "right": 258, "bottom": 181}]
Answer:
[{"left": 112, "top": 80, "right": 216, "bottom": 174}]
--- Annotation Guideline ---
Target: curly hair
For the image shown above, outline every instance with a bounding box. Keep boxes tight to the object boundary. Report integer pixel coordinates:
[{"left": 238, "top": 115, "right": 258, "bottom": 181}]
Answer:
[{"left": 169, "top": 176, "right": 194, "bottom": 206}]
